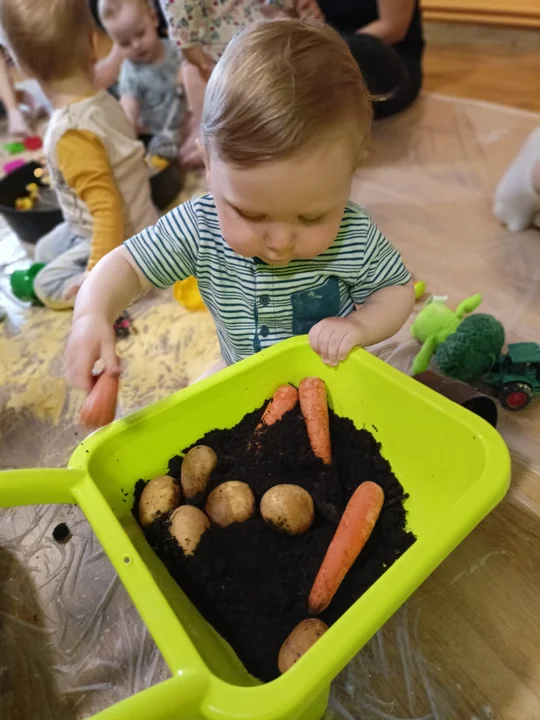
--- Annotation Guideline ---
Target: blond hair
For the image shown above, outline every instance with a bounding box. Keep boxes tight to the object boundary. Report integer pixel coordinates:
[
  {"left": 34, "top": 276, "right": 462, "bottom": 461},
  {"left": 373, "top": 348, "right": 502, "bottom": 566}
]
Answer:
[
  {"left": 0, "top": 0, "right": 94, "bottom": 84},
  {"left": 99, "top": 0, "right": 152, "bottom": 22},
  {"left": 201, "top": 19, "right": 372, "bottom": 168}
]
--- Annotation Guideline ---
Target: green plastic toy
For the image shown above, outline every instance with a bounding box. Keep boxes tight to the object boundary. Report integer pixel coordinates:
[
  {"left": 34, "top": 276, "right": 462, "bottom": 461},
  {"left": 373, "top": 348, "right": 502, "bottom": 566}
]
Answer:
[
  {"left": 411, "top": 293, "right": 483, "bottom": 375},
  {"left": 3, "top": 141, "right": 25, "bottom": 155}
]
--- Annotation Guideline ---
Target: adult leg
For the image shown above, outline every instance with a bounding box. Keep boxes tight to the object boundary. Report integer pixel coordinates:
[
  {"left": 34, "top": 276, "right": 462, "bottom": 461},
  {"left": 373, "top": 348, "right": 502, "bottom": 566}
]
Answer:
[
  {"left": 179, "top": 61, "right": 207, "bottom": 168},
  {"left": 343, "top": 33, "right": 422, "bottom": 118},
  {"left": 34, "top": 237, "right": 91, "bottom": 310}
]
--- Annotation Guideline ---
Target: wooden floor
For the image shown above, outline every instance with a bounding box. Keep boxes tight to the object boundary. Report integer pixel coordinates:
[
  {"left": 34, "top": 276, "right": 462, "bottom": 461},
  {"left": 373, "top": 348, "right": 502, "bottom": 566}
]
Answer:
[
  {"left": 2, "top": 23, "right": 540, "bottom": 720},
  {"left": 423, "top": 22, "right": 540, "bottom": 112}
]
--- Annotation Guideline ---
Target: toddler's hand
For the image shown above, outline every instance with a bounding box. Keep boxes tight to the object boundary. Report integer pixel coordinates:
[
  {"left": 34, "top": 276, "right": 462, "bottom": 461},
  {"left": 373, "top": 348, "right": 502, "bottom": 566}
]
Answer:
[
  {"left": 309, "top": 317, "right": 365, "bottom": 366},
  {"left": 65, "top": 314, "right": 119, "bottom": 392}
]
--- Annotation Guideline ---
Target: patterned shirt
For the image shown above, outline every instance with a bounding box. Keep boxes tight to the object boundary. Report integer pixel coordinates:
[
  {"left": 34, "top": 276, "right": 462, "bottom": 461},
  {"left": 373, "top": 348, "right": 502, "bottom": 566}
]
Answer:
[
  {"left": 119, "top": 39, "right": 185, "bottom": 140},
  {"left": 160, "top": 0, "right": 295, "bottom": 61},
  {"left": 124, "top": 195, "right": 411, "bottom": 364}
]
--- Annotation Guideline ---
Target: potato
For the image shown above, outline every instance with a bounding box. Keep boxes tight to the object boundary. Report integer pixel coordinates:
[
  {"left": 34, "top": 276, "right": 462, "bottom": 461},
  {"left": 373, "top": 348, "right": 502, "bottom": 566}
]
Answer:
[
  {"left": 169, "top": 505, "right": 210, "bottom": 555},
  {"left": 278, "top": 619, "right": 328, "bottom": 674},
  {"left": 260, "top": 484, "right": 314, "bottom": 535},
  {"left": 139, "top": 475, "right": 182, "bottom": 527},
  {"left": 205, "top": 481, "right": 255, "bottom": 526},
  {"left": 181, "top": 445, "right": 218, "bottom": 498}
]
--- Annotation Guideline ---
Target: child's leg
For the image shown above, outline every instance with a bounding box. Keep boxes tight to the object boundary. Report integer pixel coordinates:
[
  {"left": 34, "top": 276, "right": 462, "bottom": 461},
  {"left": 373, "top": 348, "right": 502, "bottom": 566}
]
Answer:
[
  {"left": 34, "top": 237, "right": 91, "bottom": 310},
  {"left": 34, "top": 221, "right": 78, "bottom": 264},
  {"left": 180, "top": 61, "right": 207, "bottom": 168},
  {"left": 494, "top": 128, "right": 540, "bottom": 232}
]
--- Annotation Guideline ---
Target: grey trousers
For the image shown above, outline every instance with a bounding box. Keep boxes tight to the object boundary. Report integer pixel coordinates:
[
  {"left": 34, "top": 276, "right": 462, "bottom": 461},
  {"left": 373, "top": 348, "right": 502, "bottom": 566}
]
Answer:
[{"left": 33, "top": 222, "right": 90, "bottom": 310}]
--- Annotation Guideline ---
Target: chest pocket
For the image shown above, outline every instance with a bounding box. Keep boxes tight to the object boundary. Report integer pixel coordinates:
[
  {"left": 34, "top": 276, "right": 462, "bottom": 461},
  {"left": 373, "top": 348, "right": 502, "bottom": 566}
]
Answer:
[{"left": 291, "top": 277, "right": 340, "bottom": 335}]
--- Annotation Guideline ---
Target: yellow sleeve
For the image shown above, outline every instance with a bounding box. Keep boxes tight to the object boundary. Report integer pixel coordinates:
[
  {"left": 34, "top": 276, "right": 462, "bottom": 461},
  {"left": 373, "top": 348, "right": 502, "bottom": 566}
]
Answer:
[{"left": 56, "top": 129, "right": 125, "bottom": 271}]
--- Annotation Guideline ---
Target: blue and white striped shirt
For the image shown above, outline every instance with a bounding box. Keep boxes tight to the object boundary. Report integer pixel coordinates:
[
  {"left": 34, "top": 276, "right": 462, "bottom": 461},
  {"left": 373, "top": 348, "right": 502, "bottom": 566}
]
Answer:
[{"left": 125, "top": 195, "right": 410, "bottom": 364}]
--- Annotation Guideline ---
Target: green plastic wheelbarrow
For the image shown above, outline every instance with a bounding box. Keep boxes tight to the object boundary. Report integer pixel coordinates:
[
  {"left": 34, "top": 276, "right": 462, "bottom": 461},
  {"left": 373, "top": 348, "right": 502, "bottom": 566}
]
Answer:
[{"left": 0, "top": 337, "right": 511, "bottom": 720}]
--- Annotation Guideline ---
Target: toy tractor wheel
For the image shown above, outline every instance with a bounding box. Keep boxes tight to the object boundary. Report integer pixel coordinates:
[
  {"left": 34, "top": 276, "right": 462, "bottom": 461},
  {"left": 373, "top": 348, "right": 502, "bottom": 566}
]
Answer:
[{"left": 499, "top": 382, "right": 533, "bottom": 411}]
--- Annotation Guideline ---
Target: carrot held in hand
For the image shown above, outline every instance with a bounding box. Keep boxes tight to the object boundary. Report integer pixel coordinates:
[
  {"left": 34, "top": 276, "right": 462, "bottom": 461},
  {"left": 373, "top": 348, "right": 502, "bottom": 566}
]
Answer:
[
  {"left": 299, "top": 377, "right": 331, "bottom": 464},
  {"left": 256, "top": 385, "right": 298, "bottom": 431},
  {"left": 79, "top": 371, "right": 119, "bottom": 429},
  {"left": 309, "top": 481, "right": 384, "bottom": 615}
]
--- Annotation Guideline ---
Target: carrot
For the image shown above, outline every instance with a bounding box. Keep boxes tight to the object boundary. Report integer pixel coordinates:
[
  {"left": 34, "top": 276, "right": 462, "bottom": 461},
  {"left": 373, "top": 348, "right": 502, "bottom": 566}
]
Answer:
[
  {"left": 299, "top": 377, "right": 331, "bottom": 464},
  {"left": 308, "top": 481, "right": 384, "bottom": 615},
  {"left": 79, "top": 372, "right": 119, "bottom": 429},
  {"left": 256, "top": 385, "right": 299, "bottom": 431}
]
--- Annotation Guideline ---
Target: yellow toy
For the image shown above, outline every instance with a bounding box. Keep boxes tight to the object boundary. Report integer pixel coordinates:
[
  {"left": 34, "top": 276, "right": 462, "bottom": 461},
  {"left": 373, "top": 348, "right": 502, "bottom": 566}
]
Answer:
[
  {"left": 173, "top": 277, "right": 206, "bottom": 312},
  {"left": 414, "top": 281, "right": 426, "bottom": 300}
]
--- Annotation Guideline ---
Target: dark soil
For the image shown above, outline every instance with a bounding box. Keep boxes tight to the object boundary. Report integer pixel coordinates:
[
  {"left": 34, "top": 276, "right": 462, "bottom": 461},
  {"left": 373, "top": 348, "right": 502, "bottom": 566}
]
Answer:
[{"left": 136, "top": 401, "right": 416, "bottom": 682}]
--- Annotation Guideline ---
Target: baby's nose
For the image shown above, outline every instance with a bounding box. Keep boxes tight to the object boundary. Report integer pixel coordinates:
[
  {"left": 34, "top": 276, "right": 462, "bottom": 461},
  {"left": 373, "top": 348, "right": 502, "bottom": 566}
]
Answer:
[{"left": 265, "top": 226, "right": 295, "bottom": 252}]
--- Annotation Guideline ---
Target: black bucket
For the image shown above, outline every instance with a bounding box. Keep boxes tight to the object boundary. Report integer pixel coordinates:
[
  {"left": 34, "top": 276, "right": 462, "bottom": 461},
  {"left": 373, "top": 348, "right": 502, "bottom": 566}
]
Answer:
[
  {"left": 0, "top": 161, "right": 63, "bottom": 245},
  {"left": 140, "top": 134, "right": 185, "bottom": 210},
  {"left": 0, "top": 152, "right": 183, "bottom": 246}
]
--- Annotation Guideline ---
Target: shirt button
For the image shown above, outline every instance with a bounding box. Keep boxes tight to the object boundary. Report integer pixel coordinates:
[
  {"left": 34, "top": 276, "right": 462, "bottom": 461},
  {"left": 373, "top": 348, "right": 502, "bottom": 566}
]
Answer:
[
  {"left": 260, "top": 325, "right": 269, "bottom": 337},
  {"left": 260, "top": 295, "right": 270, "bottom": 306}
]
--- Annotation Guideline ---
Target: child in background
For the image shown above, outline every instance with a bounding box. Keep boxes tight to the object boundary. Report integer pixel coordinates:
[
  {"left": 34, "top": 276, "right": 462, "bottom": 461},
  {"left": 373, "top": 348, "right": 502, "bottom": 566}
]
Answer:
[
  {"left": 162, "top": 0, "right": 296, "bottom": 167},
  {"left": 65, "top": 20, "right": 414, "bottom": 389},
  {"left": 0, "top": 0, "right": 157, "bottom": 310},
  {"left": 99, "top": 0, "right": 186, "bottom": 159}
]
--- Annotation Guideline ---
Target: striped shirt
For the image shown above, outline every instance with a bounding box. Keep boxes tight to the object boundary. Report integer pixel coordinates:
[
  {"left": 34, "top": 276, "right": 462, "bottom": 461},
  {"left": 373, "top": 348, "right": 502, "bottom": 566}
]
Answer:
[{"left": 124, "top": 195, "right": 411, "bottom": 364}]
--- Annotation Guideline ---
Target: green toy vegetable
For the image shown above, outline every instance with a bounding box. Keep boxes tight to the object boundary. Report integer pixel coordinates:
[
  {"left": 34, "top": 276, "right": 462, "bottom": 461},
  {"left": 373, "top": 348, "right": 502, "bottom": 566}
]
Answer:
[
  {"left": 411, "top": 294, "right": 483, "bottom": 375},
  {"left": 435, "top": 314, "right": 505, "bottom": 382}
]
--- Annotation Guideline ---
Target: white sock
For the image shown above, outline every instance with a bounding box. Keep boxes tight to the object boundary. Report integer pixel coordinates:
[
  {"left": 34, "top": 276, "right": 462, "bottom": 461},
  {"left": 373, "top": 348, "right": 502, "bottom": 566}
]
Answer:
[{"left": 494, "top": 127, "right": 540, "bottom": 232}]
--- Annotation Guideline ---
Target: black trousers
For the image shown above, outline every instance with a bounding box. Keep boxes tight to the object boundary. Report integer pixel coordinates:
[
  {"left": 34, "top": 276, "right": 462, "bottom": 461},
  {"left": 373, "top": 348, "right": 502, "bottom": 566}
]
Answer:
[{"left": 342, "top": 33, "right": 422, "bottom": 119}]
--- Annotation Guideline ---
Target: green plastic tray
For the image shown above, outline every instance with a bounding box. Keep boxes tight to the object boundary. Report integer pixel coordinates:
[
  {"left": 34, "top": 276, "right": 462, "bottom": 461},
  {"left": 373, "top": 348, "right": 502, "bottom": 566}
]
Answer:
[{"left": 0, "top": 337, "right": 511, "bottom": 719}]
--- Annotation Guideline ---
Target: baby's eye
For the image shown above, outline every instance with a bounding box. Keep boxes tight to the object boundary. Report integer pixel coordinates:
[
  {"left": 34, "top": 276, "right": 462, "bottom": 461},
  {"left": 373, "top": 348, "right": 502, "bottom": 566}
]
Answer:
[
  {"left": 299, "top": 214, "right": 325, "bottom": 225},
  {"left": 235, "top": 207, "right": 266, "bottom": 222}
]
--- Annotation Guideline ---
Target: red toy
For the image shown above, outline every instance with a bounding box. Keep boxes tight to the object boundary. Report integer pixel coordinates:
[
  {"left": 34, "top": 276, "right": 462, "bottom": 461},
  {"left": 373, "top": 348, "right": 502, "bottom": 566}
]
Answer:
[{"left": 24, "top": 136, "right": 43, "bottom": 151}]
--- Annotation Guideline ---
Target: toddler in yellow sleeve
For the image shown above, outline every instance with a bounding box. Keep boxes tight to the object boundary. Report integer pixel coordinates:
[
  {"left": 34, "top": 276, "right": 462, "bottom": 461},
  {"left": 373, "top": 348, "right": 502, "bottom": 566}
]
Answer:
[{"left": 0, "top": 0, "right": 158, "bottom": 310}]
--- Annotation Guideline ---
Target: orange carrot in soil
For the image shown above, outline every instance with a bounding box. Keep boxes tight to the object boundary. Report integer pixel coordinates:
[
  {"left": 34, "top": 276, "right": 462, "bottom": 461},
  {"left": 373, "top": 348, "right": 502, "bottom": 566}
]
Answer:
[
  {"left": 79, "top": 372, "right": 119, "bottom": 429},
  {"left": 299, "top": 377, "right": 331, "bottom": 464},
  {"left": 256, "top": 385, "right": 298, "bottom": 430},
  {"left": 308, "top": 481, "right": 384, "bottom": 615}
]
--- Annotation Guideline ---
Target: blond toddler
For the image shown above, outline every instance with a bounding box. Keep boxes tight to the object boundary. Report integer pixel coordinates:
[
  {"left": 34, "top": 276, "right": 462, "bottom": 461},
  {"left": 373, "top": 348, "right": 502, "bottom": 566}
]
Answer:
[
  {"left": 65, "top": 20, "right": 414, "bottom": 390},
  {"left": 0, "top": 0, "right": 157, "bottom": 309}
]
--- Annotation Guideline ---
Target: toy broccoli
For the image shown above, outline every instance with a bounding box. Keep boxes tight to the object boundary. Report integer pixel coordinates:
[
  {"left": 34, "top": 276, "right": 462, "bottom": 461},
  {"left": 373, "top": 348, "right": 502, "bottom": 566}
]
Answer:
[
  {"left": 411, "top": 294, "right": 483, "bottom": 375},
  {"left": 435, "top": 314, "right": 505, "bottom": 382},
  {"left": 411, "top": 293, "right": 505, "bottom": 381}
]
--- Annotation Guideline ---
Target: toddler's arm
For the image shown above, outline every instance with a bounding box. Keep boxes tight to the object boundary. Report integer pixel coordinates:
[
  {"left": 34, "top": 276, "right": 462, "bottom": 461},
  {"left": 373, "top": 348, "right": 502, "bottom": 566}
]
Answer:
[
  {"left": 309, "top": 281, "right": 415, "bottom": 366},
  {"left": 56, "top": 130, "right": 125, "bottom": 272},
  {"left": 120, "top": 95, "right": 140, "bottom": 130},
  {"left": 93, "top": 44, "right": 125, "bottom": 91},
  {"left": 309, "top": 207, "right": 414, "bottom": 366},
  {"left": 65, "top": 247, "right": 151, "bottom": 391}
]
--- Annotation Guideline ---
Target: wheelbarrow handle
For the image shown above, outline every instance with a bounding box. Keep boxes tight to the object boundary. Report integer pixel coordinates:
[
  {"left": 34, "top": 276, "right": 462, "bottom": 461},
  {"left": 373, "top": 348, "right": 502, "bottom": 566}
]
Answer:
[
  {"left": 0, "top": 468, "right": 85, "bottom": 507},
  {"left": 92, "top": 672, "right": 208, "bottom": 720}
]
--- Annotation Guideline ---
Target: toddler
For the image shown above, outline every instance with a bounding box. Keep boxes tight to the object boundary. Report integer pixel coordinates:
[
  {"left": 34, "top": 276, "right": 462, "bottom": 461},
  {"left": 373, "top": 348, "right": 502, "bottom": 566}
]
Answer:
[
  {"left": 99, "top": 0, "right": 186, "bottom": 159},
  {"left": 65, "top": 20, "right": 414, "bottom": 390},
  {"left": 0, "top": 0, "right": 157, "bottom": 310}
]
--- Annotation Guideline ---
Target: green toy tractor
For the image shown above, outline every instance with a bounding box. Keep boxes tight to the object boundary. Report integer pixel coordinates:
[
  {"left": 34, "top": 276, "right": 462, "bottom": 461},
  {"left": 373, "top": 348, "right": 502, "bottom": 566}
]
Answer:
[{"left": 483, "top": 342, "right": 540, "bottom": 411}]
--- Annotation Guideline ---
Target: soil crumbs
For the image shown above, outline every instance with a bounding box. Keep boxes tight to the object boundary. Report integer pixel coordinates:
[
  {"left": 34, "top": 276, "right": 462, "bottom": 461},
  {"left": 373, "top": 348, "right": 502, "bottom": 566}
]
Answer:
[{"left": 137, "top": 401, "right": 416, "bottom": 682}]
